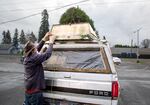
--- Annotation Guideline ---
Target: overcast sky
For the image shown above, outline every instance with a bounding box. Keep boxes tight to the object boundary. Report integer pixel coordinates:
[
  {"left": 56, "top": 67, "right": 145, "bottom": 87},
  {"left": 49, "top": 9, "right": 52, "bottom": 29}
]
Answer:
[{"left": 0, "top": 0, "right": 150, "bottom": 46}]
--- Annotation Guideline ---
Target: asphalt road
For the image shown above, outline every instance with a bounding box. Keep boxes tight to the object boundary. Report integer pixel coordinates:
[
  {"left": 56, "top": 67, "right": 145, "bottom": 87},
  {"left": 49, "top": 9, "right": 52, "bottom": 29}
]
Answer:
[
  {"left": 0, "top": 55, "right": 150, "bottom": 105},
  {"left": 116, "top": 59, "right": 150, "bottom": 105}
]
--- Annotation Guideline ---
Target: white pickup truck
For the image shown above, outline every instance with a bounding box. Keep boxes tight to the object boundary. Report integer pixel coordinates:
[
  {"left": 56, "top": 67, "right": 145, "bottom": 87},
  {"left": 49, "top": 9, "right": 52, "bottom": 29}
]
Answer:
[{"left": 42, "top": 40, "right": 120, "bottom": 105}]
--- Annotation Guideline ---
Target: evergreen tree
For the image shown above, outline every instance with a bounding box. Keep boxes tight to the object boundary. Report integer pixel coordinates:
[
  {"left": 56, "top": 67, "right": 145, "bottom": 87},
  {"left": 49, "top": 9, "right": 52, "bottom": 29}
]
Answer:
[
  {"left": 13, "top": 28, "right": 19, "bottom": 47},
  {"left": 26, "top": 32, "right": 37, "bottom": 43},
  {"left": 2, "top": 31, "right": 6, "bottom": 44},
  {"left": 38, "top": 9, "right": 49, "bottom": 42},
  {"left": 30, "top": 32, "right": 37, "bottom": 43},
  {"left": 141, "top": 39, "right": 150, "bottom": 48},
  {"left": 19, "top": 30, "right": 27, "bottom": 44},
  {"left": 5, "top": 30, "right": 11, "bottom": 44},
  {"left": 59, "top": 7, "right": 96, "bottom": 31}
]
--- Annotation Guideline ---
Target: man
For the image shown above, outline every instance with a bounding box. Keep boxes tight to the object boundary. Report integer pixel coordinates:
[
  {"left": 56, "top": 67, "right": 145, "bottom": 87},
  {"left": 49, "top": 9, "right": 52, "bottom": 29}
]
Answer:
[{"left": 23, "top": 32, "right": 56, "bottom": 105}]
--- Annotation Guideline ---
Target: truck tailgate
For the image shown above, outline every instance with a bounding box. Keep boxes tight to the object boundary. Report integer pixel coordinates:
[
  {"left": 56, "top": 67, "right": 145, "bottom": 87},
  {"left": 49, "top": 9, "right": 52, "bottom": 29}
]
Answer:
[{"left": 44, "top": 71, "right": 113, "bottom": 105}]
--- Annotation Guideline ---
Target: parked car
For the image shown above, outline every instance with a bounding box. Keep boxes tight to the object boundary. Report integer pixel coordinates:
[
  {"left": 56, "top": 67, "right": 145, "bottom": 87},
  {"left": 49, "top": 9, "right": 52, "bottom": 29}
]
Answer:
[{"left": 113, "top": 57, "right": 121, "bottom": 65}]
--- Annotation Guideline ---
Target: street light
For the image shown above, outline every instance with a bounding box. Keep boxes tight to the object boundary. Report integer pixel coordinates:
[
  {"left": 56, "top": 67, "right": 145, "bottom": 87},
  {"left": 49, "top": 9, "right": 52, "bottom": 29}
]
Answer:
[{"left": 133, "top": 28, "right": 142, "bottom": 63}]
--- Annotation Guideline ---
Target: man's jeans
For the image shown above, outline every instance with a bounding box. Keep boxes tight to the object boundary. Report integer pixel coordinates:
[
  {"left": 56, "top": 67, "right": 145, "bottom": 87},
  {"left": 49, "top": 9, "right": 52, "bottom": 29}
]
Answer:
[{"left": 24, "top": 92, "right": 43, "bottom": 105}]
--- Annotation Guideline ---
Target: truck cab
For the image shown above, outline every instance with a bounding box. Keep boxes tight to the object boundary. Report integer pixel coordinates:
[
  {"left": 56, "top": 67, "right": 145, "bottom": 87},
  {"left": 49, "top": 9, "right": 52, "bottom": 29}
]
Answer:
[{"left": 41, "top": 23, "right": 120, "bottom": 105}]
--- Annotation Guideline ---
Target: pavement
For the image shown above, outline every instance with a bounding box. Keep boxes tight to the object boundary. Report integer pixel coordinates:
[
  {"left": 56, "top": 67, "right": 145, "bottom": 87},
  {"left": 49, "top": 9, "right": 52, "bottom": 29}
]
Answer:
[
  {"left": 0, "top": 72, "right": 24, "bottom": 105},
  {"left": 0, "top": 55, "right": 150, "bottom": 105},
  {"left": 116, "top": 59, "right": 150, "bottom": 105},
  {"left": 0, "top": 55, "right": 24, "bottom": 105}
]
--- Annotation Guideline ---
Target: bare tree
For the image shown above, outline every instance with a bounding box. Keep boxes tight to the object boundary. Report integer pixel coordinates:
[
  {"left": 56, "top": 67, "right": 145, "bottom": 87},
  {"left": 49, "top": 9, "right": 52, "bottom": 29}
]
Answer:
[{"left": 141, "top": 39, "right": 150, "bottom": 48}]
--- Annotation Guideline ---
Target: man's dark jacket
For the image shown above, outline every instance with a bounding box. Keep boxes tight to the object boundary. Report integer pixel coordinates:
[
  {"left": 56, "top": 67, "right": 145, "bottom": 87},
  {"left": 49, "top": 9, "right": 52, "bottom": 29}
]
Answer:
[{"left": 24, "top": 41, "right": 53, "bottom": 90}]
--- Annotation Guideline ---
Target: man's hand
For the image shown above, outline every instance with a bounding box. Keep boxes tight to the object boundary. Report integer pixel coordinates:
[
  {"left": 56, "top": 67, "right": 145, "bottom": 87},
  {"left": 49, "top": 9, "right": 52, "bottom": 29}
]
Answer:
[
  {"left": 49, "top": 35, "right": 56, "bottom": 44},
  {"left": 42, "top": 32, "right": 52, "bottom": 41}
]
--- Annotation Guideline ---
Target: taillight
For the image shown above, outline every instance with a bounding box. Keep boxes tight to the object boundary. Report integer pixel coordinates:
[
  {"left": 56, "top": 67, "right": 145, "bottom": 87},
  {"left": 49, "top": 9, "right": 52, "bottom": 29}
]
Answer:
[{"left": 112, "top": 81, "right": 119, "bottom": 99}]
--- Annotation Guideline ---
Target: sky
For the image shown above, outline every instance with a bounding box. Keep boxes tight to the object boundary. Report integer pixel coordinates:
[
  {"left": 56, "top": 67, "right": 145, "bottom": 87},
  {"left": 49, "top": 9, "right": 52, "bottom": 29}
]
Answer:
[{"left": 0, "top": 0, "right": 150, "bottom": 46}]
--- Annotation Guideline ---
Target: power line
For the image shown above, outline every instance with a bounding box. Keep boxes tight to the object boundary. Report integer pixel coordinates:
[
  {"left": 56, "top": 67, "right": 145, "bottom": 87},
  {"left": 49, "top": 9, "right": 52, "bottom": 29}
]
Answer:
[
  {"left": 0, "top": 0, "right": 149, "bottom": 6},
  {"left": 0, "top": 0, "right": 149, "bottom": 12},
  {"left": 0, "top": 0, "right": 89, "bottom": 25},
  {"left": 0, "top": 0, "right": 149, "bottom": 25},
  {"left": 95, "top": 0, "right": 150, "bottom": 5},
  {"left": 80, "top": 0, "right": 150, "bottom": 6},
  {"left": 0, "top": 6, "right": 54, "bottom": 12}
]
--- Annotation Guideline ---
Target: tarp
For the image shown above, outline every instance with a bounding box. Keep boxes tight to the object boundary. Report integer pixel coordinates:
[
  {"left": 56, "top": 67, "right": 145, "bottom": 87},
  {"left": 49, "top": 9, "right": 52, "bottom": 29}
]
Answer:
[{"left": 44, "top": 51, "right": 105, "bottom": 72}]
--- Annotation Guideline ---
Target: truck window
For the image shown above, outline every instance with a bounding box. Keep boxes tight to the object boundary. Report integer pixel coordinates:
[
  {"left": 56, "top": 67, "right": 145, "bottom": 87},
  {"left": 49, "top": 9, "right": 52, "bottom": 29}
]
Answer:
[{"left": 44, "top": 49, "right": 111, "bottom": 73}]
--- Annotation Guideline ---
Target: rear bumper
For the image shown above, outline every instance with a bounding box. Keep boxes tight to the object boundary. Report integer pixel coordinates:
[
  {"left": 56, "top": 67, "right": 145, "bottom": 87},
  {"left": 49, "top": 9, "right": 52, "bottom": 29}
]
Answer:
[
  {"left": 112, "top": 100, "right": 118, "bottom": 105},
  {"left": 43, "top": 92, "right": 117, "bottom": 105}
]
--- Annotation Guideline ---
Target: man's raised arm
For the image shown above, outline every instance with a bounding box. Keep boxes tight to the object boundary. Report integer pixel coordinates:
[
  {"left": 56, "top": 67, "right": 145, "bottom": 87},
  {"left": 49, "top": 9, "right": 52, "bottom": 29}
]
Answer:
[{"left": 36, "top": 32, "right": 52, "bottom": 52}]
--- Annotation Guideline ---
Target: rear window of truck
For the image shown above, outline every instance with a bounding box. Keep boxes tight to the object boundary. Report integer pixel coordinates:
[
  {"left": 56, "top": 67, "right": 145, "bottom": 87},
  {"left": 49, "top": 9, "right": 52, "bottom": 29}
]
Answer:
[{"left": 44, "top": 48, "right": 111, "bottom": 73}]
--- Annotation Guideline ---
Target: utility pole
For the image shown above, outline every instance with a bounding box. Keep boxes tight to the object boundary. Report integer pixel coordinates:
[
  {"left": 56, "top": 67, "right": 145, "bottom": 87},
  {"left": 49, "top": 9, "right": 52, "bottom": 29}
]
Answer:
[
  {"left": 133, "top": 28, "right": 142, "bottom": 63},
  {"left": 131, "top": 39, "right": 133, "bottom": 53}
]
